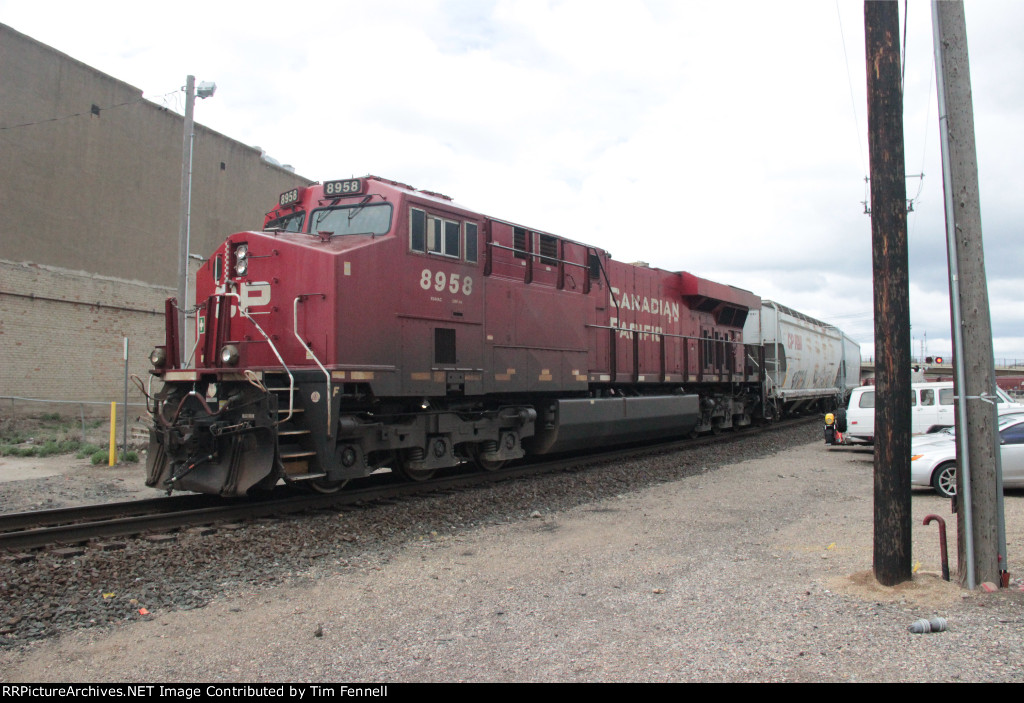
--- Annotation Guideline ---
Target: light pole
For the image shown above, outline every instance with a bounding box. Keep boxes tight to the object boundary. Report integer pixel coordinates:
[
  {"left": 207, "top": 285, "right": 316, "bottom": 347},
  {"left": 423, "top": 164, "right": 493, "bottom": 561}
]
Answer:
[{"left": 177, "top": 75, "right": 217, "bottom": 363}]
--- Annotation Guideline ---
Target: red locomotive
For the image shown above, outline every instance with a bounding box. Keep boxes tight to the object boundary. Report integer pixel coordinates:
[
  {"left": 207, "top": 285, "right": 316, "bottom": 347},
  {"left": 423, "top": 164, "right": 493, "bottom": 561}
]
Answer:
[{"left": 146, "top": 176, "right": 795, "bottom": 496}]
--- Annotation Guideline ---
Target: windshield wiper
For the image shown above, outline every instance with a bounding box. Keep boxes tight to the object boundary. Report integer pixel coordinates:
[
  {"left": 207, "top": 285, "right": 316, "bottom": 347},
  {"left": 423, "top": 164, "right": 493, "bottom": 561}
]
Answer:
[{"left": 348, "top": 195, "right": 373, "bottom": 222}]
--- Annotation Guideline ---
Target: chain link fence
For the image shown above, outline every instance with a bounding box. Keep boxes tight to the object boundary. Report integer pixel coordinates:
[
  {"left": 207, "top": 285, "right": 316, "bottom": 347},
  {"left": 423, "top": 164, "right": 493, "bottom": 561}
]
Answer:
[{"left": 0, "top": 396, "right": 150, "bottom": 450}]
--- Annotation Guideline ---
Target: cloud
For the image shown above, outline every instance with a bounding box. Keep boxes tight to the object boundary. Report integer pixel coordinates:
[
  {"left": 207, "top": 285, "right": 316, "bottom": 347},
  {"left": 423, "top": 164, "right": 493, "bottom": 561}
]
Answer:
[{"left": 3, "top": 0, "right": 1022, "bottom": 361}]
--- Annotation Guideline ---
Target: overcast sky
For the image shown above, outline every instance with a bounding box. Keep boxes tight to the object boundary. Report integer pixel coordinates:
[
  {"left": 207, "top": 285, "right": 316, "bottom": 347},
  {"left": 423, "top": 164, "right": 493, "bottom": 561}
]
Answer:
[{"left": 4, "top": 0, "right": 1022, "bottom": 363}]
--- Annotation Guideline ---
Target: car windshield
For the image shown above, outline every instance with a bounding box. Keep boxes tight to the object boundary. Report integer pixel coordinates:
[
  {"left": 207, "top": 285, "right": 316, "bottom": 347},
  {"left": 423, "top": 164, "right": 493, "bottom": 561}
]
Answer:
[
  {"left": 309, "top": 202, "right": 392, "bottom": 237},
  {"left": 923, "top": 412, "right": 1024, "bottom": 433},
  {"left": 910, "top": 427, "right": 957, "bottom": 448},
  {"left": 912, "top": 413, "right": 1024, "bottom": 446},
  {"left": 996, "top": 388, "right": 1021, "bottom": 404},
  {"left": 999, "top": 414, "right": 1024, "bottom": 429}
]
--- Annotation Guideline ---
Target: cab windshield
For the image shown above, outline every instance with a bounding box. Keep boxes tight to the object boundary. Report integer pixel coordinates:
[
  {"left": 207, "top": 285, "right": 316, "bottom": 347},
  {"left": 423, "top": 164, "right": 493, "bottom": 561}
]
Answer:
[
  {"left": 265, "top": 211, "right": 305, "bottom": 232},
  {"left": 309, "top": 203, "right": 392, "bottom": 237}
]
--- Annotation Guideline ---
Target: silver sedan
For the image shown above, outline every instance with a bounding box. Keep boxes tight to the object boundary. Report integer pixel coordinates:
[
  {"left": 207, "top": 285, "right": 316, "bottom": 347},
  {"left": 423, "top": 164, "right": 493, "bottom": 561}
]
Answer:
[{"left": 910, "top": 415, "right": 1024, "bottom": 497}]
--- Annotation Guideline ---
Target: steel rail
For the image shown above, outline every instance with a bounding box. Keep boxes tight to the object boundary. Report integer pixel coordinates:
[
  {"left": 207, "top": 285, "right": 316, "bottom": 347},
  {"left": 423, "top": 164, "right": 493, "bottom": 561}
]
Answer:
[
  {"left": 0, "top": 417, "right": 815, "bottom": 552},
  {"left": 0, "top": 494, "right": 220, "bottom": 533}
]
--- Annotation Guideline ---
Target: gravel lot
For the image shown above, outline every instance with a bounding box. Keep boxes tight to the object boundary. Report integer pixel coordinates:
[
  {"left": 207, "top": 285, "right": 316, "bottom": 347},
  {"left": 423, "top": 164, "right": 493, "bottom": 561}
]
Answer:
[{"left": 2, "top": 424, "right": 1023, "bottom": 682}]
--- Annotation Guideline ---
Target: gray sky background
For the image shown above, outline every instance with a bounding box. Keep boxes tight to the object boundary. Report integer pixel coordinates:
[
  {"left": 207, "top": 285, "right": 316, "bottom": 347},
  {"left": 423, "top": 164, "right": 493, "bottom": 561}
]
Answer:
[{"left": 4, "top": 0, "right": 1022, "bottom": 362}]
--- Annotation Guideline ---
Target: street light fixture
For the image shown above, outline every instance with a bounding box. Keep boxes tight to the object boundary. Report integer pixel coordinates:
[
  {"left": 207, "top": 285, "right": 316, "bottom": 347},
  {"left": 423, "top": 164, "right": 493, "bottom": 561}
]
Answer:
[{"left": 177, "top": 75, "right": 216, "bottom": 363}]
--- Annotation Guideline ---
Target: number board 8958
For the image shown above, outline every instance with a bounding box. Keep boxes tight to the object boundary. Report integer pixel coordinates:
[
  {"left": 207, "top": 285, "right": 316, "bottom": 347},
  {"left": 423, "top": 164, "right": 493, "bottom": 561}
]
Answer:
[{"left": 323, "top": 179, "right": 363, "bottom": 197}]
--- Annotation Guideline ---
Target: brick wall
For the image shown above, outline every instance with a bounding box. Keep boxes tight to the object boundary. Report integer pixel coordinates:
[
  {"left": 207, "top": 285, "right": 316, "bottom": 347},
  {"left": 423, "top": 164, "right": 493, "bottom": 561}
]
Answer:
[{"left": 0, "top": 260, "right": 170, "bottom": 410}]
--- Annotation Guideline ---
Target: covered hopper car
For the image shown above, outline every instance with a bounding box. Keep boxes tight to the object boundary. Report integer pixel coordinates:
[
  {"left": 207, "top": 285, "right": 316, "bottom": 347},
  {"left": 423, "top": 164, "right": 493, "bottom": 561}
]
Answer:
[
  {"left": 743, "top": 301, "right": 861, "bottom": 417},
  {"left": 146, "top": 175, "right": 857, "bottom": 496}
]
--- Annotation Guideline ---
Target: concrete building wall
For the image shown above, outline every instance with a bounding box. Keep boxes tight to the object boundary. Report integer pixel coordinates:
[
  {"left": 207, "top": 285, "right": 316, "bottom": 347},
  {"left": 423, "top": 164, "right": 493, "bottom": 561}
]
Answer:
[{"left": 0, "top": 23, "right": 314, "bottom": 411}]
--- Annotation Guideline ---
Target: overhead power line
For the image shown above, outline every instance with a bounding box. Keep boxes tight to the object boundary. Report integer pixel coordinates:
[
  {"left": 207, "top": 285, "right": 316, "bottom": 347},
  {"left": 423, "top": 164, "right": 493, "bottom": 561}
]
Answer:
[
  {"left": 0, "top": 97, "right": 143, "bottom": 131},
  {"left": 0, "top": 89, "right": 180, "bottom": 132},
  {"left": 836, "top": 0, "right": 867, "bottom": 176}
]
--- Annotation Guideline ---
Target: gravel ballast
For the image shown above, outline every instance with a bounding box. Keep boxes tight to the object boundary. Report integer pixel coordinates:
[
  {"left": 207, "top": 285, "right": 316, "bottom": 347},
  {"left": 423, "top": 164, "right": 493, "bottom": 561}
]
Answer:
[{"left": 2, "top": 424, "right": 1022, "bottom": 682}]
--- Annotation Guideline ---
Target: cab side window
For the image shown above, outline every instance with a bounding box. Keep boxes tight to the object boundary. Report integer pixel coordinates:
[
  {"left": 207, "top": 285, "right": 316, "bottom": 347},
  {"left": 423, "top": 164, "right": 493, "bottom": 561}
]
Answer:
[
  {"left": 921, "top": 389, "right": 935, "bottom": 406},
  {"left": 859, "top": 391, "right": 875, "bottom": 409},
  {"left": 410, "top": 207, "right": 477, "bottom": 264},
  {"left": 410, "top": 209, "right": 427, "bottom": 253},
  {"left": 465, "top": 223, "right": 478, "bottom": 264},
  {"left": 429, "top": 218, "right": 460, "bottom": 258}
]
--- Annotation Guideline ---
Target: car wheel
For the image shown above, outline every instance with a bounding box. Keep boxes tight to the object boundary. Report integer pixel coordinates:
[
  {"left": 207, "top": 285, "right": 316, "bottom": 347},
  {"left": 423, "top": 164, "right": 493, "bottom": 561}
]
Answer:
[{"left": 932, "top": 462, "right": 957, "bottom": 498}]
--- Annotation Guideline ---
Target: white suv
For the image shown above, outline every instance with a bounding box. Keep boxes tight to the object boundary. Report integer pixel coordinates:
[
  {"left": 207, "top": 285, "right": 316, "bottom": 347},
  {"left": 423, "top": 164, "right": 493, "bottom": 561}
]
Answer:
[{"left": 843, "top": 381, "right": 1024, "bottom": 444}]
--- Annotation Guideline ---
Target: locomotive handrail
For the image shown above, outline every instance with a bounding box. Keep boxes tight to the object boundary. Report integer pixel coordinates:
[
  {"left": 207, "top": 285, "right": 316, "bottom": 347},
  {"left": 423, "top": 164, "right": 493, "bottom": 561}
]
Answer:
[
  {"left": 221, "top": 292, "right": 296, "bottom": 426},
  {"left": 586, "top": 324, "right": 746, "bottom": 381},
  {"left": 586, "top": 324, "right": 724, "bottom": 343},
  {"left": 488, "top": 242, "right": 591, "bottom": 270},
  {"left": 590, "top": 250, "right": 619, "bottom": 316},
  {"left": 293, "top": 294, "right": 332, "bottom": 439}
]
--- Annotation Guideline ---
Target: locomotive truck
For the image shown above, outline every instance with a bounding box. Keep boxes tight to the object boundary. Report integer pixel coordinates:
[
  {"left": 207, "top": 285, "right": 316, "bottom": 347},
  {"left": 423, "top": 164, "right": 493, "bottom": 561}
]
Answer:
[{"left": 146, "top": 175, "right": 858, "bottom": 496}]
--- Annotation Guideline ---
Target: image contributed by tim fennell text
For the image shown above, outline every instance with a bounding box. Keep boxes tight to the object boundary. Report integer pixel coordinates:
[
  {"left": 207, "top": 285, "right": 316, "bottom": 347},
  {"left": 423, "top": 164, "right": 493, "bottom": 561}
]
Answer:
[{"left": 2, "top": 685, "right": 390, "bottom": 699}]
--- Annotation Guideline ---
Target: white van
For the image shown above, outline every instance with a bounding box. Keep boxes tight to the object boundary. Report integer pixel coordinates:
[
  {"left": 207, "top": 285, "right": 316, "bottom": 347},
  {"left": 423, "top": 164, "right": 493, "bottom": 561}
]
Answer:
[{"left": 843, "top": 381, "right": 1024, "bottom": 444}]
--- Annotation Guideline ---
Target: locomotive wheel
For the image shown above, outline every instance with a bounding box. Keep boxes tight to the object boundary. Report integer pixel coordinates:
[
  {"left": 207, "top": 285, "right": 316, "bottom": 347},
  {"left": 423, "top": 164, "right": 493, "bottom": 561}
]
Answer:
[
  {"left": 392, "top": 454, "right": 436, "bottom": 482},
  {"left": 395, "top": 465, "right": 436, "bottom": 482},
  {"left": 472, "top": 452, "right": 506, "bottom": 472},
  {"left": 308, "top": 478, "right": 348, "bottom": 494},
  {"left": 476, "top": 458, "right": 506, "bottom": 471}
]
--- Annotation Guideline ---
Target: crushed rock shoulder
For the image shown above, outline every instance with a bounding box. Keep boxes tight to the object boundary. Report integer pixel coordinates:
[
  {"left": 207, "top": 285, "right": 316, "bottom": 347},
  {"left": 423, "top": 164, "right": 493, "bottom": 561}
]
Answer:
[{"left": 2, "top": 428, "right": 1023, "bottom": 682}]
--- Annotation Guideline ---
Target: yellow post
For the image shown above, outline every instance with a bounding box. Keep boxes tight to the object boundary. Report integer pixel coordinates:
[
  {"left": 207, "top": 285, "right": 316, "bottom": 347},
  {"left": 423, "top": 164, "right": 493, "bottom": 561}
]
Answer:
[{"left": 109, "top": 401, "right": 117, "bottom": 466}]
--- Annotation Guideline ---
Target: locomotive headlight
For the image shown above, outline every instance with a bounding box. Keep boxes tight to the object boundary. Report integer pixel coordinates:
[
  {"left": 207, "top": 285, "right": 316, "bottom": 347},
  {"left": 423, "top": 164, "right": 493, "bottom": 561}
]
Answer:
[
  {"left": 150, "top": 347, "right": 167, "bottom": 368},
  {"left": 234, "top": 244, "right": 249, "bottom": 276},
  {"left": 220, "top": 344, "right": 240, "bottom": 366}
]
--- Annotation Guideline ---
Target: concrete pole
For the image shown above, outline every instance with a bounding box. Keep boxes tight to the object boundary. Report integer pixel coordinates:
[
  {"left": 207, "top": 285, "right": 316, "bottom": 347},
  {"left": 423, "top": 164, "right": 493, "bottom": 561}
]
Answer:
[
  {"left": 932, "top": 1, "right": 1007, "bottom": 588},
  {"left": 177, "top": 75, "right": 196, "bottom": 364}
]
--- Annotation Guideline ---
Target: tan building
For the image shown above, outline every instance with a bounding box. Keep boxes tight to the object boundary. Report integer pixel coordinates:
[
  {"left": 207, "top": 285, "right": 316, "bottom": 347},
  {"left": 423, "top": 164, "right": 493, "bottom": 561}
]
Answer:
[{"left": 0, "top": 23, "right": 313, "bottom": 416}]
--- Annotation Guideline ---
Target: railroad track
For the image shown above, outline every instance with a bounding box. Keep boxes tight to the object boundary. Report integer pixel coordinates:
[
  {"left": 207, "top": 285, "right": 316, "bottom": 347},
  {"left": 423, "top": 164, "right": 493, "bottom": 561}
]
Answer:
[{"left": 0, "top": 416, "right": 817, "bottom": 552}]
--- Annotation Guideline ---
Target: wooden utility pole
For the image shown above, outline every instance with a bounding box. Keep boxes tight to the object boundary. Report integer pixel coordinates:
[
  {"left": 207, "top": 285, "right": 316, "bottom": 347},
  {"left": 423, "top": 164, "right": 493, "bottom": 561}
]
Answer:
[
  {"left": 864, "top": 1, "right": 912, "bottom": 587},
  {"left": 932, "top": 1, "right": 1006, "bottom": 588}
]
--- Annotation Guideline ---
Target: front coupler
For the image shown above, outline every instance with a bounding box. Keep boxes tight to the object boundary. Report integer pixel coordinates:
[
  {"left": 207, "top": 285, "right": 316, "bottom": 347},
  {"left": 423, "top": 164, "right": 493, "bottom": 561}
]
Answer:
[{"left": 146, "top": 381, "right": 279, "bottom": 496}]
